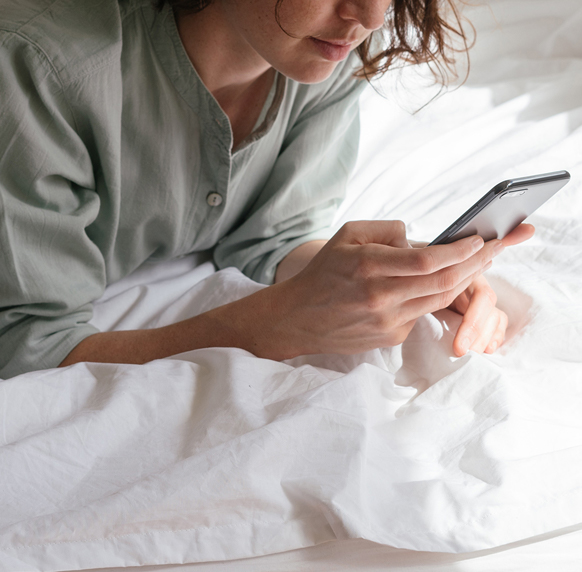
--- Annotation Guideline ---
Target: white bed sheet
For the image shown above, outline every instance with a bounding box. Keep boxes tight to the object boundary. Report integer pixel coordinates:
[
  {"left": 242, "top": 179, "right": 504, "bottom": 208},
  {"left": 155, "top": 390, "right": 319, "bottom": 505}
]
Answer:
[
  {"left": 84, "top": 524, "right": 582, "bottom": 572},
  {"left": 2, "top": 0, "right": 582, "bottom": 571}
]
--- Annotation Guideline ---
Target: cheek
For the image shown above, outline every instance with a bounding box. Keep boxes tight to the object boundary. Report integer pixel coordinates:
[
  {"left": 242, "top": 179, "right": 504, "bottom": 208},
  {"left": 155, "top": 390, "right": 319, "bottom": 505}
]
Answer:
[
  {"left": 241, "top": 0, "right": 292, "bottom": 44},
  {"left": 274, "top": 0, "right": 327, "bottom": 37},
  {"left": 232, "top": 0, "right": 343, "bottom": 83}
]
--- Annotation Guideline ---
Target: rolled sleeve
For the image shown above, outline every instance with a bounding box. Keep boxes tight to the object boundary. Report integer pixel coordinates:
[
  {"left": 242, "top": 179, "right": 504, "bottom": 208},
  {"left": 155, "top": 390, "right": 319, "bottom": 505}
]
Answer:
[
  {"left": 0, "top": 32, "right": 104, "bottom": 379},
  {"left": 213, "top": 59, "right": 367, "bottom": 285}
]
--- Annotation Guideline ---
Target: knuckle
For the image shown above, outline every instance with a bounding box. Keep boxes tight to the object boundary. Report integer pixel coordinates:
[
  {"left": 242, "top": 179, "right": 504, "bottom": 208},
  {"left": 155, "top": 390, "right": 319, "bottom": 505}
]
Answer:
[
  {"left": 414, "top": 250, "right": 437, "bottom": 274},
  {"left": 438, "top": 268, "right": 459, "bottom": 292},
  {"left": 354, "top": 252, "right": 375, "bottom": 280},
  {"left": 363, "top": 282, "right": 384, "bottom": 310},
  {"left": 372, "top": 301, "right": 402, "bottom": 332},
  {"left": 439, "top": 288, "right": 457, "bottom": 309},
  {"left": 339, "top": 221, "right": 357, "bottom": 239},
  {"left": 393, "top": 219, "right": 407, "bottom": 235}
]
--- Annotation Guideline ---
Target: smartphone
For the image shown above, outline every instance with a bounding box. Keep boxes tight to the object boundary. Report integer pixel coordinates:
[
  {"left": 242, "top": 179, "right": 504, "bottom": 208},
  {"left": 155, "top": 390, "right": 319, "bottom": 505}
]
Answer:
[{"left": 429, "top": 170, "right": 571, "bottom": 245}]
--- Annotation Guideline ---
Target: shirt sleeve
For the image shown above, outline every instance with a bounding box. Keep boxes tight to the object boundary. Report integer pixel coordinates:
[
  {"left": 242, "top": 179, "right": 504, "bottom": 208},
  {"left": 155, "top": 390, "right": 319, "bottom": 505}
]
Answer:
[
  {"left": 213, "top": 56, "right": 367, "bottom": 285},
  {"left": 0, "top": 32, "right": 104, "bottom": 379}
]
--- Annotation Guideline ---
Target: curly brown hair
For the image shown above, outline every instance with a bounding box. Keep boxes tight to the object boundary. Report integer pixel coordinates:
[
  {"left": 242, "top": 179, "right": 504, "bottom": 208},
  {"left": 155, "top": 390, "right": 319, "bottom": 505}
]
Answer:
[{"left": 154, "top": 0, "right": 470, "bottom": 83}]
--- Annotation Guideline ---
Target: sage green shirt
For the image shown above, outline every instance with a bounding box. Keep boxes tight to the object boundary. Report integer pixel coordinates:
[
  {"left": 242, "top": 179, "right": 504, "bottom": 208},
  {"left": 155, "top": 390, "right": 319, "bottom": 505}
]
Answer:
[{"left": 0, "top": 0, "right": 366, "bottom": 379}]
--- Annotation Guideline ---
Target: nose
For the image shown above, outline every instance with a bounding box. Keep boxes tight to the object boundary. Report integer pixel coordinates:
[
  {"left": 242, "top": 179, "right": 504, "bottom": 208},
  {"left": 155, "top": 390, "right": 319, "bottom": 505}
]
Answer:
[{"left": 338, "top": 0, "right": 389, "bottom": 31}]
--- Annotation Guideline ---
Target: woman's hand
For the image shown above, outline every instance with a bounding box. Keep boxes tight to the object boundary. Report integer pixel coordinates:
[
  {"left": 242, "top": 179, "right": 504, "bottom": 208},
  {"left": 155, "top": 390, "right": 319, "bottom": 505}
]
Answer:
[
  {"left": 448, "top": 223, "right": 535, "bottom": 356},
  {"left": 260, "top": 220, "right": 510, "bottom": 360},
  {"left": 61, "top": 222, "right": 534, "bottom": 368}
]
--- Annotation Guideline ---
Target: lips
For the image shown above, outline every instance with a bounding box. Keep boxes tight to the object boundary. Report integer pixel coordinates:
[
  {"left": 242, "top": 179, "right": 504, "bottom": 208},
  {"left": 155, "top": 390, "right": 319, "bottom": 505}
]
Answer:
[{"left": 309, "top": 37, "right": 354, "bottom": 62}]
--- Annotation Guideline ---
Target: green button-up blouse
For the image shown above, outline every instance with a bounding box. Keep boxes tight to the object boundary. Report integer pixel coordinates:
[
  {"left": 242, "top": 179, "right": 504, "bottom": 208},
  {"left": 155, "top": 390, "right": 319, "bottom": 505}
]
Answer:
[{"left": 0, "top": 0, "right": 366, "bottom": 378}]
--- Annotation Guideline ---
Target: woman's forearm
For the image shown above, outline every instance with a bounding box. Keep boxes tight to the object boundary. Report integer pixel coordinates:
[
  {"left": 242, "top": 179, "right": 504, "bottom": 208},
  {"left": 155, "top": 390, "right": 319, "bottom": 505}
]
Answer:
[
  {"left": 60, "top": 240, "right": 328, "bottom": 369},
  {"left": 59, "top": 286, "right": 289, "bottom": 367},
  {"left": 59, "top": 314, "right": 240, "bottom": 368}
]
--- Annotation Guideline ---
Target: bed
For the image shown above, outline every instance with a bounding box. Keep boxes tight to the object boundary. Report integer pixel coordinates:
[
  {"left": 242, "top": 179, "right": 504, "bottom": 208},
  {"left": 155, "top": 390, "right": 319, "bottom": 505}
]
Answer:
[{"left": 2, "top": 0, "right": 582, "bottom": 570}]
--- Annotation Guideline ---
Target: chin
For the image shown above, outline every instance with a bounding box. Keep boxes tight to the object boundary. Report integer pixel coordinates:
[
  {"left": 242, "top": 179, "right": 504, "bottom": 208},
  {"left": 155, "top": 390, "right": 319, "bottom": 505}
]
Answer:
[{"left": 280, "top": 61, "right": 339, "bottom": 84}]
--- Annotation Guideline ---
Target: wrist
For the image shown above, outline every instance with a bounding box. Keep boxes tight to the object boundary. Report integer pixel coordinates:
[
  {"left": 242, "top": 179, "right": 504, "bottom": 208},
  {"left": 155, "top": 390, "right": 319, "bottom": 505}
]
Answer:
[{"left": 203, "top": 280, "right": 306, "bottom": 361}]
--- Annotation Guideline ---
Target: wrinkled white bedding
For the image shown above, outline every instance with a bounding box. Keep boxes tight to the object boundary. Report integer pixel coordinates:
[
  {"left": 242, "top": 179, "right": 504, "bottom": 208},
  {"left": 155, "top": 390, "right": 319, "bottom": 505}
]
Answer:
[{"left": 2, "top": 1, "right": 582, "bottom": 570}]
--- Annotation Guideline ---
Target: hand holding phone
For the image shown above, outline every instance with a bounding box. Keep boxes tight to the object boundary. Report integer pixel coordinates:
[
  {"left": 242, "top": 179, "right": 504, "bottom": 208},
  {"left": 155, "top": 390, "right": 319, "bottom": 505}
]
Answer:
[{"left": 425, "top": 170, "right": 569, "bottom": 357}]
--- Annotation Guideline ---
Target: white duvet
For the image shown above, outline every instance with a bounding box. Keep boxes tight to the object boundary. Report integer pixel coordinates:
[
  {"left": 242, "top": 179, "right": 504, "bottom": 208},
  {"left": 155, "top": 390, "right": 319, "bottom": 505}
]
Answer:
[{"left": 2, "top": 1, "right": 582, "bottom": 570}]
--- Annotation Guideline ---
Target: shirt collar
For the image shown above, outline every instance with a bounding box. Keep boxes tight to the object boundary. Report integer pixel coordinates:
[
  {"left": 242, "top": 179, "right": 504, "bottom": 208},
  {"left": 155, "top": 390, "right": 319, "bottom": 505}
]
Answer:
[{"left": 142, "top": 3, "right": 287, "bottom": 151}]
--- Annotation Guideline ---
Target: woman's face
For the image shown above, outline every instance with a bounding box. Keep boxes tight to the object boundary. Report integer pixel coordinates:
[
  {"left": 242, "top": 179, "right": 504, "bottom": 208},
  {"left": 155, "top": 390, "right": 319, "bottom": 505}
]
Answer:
[{"left": 219, "top": 0, "right": 391, "bottom": 83}]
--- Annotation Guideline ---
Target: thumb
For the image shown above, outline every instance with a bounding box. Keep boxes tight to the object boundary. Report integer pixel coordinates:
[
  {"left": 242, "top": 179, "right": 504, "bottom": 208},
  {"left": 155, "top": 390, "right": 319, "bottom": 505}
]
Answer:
[{"left": 501, "top": 223, "right": 535, "bottom": 247}]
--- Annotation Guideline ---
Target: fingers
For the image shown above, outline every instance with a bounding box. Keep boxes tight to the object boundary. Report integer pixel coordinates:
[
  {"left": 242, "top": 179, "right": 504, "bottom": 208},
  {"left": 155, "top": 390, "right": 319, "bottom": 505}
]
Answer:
[
  {"left": 398, "top": 259, "right": 492, "bottom": 324},
  {"left": 394, "top": 239, "right": 502, "bottom": 301},
  {"left": 352, "top": 234, "right": 487, "bottom": 279},
  {"left": 452, "top": 275, "right": 498, "bottom": 356},
  {"left": 458, "top": 307, "right": 507, "bottom": 355},
  {"left": 361, "top": 239, "right": 503, "bottom": 323},
  {"left": 297, "top": 221, "right": 523, "bottom": 357},
  {"left": 337, "top": 220, "right": 410, "bottom": 249},
  {"left": 449, "top": 275, "right": 509, "bottom": 356},
  {"left": 449, "top": 289, "right": 470, "bottom": 315},
  {"left": 484, "top": 310, "right": 508, "bottom": 354}
]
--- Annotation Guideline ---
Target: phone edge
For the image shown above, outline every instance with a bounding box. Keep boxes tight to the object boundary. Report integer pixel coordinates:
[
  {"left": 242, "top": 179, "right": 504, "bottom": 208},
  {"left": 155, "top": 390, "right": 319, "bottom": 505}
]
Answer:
[{"left": 428, "top": 170, "right": 571, "bottom": 246}]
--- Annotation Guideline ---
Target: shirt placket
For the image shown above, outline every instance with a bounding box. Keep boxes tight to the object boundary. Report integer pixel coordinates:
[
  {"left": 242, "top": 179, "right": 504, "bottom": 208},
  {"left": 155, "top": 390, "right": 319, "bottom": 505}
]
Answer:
[{"left": 186, "top": 110, "right": 233, "bottom": 251}]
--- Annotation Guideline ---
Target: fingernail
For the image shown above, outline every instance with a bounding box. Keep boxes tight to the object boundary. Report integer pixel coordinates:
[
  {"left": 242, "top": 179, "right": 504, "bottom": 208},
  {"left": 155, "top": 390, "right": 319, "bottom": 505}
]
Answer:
[
  {"left": 493, "top": 241, "right": 505, "bottom": 256},
  {"left": 489, "top": 342, "right": 498, "bottom": 352},
  {"left": 471, "top": 236, "right": 484, "bottom": 252}
]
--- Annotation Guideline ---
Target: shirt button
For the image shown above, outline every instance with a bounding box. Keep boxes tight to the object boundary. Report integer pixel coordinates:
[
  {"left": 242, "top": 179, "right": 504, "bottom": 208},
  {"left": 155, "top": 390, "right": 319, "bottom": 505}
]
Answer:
[{"left": 206, "top": 192, "right": 223, "bottom": 207}]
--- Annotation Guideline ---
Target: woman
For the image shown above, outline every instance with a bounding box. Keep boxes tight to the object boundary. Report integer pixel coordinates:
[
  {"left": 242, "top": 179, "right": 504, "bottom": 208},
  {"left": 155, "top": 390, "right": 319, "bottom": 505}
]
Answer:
[{"left": 0, "top": 0, "right": 532, "bottom": 379}]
